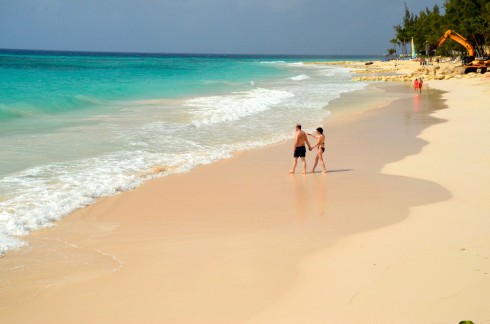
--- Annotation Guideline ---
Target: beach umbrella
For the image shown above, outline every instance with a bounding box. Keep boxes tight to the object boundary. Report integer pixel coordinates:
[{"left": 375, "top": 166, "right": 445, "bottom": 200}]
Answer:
[{"left": 411, "top": 37, "right": 416, "bottom": 58}]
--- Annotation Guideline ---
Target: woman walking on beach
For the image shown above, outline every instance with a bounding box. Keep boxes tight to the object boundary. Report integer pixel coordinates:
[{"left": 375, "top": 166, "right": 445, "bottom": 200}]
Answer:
[
  {"left": 418, "top": 78, "right": 423, "bottom": 93},
  {"left": 413, "top": 78, "right": 419, "bottom": 93},
  {"left": 308, "top": 127, "right": 327, "bottom": 174}
]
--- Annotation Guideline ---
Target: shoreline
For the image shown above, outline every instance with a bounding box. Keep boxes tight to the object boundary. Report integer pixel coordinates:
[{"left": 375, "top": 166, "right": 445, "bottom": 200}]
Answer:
[
  {"left": 0, "top": 57, "right": 365, "bottom": 255},
  {"left": 1, "top": 79, "right": 489, "bottom": 322}
]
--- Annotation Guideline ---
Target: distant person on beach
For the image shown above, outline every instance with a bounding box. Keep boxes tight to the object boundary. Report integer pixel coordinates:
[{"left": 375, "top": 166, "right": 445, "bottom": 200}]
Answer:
[
  {"left": 308, "top": 127, "right": 327, "bottom": 174},
  {"left": 418, "top": 78, "right": 423, "bottom": 93},
  {"left": 289, "top": 124, "right": 311, "bottom": 174},
  {"left": 414, "top": 78, "right": 419, "bottom": 93}
]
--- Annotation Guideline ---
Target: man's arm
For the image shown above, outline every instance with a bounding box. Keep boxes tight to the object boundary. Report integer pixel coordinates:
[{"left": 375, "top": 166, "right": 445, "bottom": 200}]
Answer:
[{"left": 305, "top": 134, "right": 311, "bottom": 150}]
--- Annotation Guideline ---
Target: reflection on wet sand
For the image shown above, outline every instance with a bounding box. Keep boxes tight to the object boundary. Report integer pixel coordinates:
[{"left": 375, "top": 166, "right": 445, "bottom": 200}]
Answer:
[
  {"left": 290, "top": 173, "right": 327, "bottom": 221},
  {"left": 413, "top": 93, "right": 421, "bottom": 112},
  {"left": 290, "top": 174, "right": 308, "bottom": 220}
]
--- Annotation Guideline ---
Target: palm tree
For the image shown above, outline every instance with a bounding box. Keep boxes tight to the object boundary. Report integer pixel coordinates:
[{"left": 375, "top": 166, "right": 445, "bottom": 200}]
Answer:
[
  {"left": 394, "top": 25, "right": 409, "bottom": 56},
  {"left": 390, "top": 38, "right": 399, "bottom": 57}
]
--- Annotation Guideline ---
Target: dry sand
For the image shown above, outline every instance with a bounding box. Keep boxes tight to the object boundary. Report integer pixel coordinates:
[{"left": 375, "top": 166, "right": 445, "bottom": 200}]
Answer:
[{"left": 1, "top": 78, "right": 489, "bottom": 323}]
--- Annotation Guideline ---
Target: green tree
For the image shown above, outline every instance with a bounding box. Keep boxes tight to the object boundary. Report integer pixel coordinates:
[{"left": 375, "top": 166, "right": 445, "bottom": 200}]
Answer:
[
  {"left": 445, "top": 0, "right": 489, "bottom": 37},
  {"left": 390, "top": 38, "right": 400, "bottom": 56},
  {"left": 391, "top": 0, "right": 490, "bottom": 58},
  {"left": 412, "top": 5, "right": 445, "bottom": 52}
]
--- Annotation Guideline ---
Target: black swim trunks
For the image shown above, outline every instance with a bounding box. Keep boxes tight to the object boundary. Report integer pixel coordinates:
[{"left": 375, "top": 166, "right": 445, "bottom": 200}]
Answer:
[{"left": 294, "top": 146, "right": 306, "bottom": 158}]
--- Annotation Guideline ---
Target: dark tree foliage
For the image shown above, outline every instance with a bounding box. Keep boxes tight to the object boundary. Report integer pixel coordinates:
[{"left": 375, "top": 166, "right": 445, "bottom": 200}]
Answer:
[{"left": 391, "top": 0, "right": 490, "bottom": 57}]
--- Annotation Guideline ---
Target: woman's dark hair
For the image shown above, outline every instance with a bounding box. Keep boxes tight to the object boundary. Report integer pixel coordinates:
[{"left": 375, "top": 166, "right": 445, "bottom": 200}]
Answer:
[{"left": 316, "top": 127, "right": 323, "bottom": 134}]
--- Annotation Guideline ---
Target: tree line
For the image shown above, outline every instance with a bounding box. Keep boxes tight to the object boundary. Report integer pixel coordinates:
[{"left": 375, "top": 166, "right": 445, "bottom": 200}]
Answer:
[{"left": 389, "top": 0, "right": 490, "bottom": 58}]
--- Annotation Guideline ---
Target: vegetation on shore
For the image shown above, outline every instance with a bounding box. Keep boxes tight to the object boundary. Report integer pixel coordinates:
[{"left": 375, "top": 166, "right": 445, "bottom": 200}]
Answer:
[{"left": 390, "top": 0, "right": 490, "bottom": 57}]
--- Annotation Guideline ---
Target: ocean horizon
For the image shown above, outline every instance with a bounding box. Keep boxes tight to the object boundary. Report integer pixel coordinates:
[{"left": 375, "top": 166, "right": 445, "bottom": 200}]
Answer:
[
  {"left": 0, "top": 48, "right": 382, "bottom": 58},
  {"left": 0, "top": 49, "right": 377, "bottom": 254}
]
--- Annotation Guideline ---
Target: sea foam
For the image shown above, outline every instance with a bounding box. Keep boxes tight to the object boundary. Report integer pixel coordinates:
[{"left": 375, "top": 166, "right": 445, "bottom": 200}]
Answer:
[
  {"left": 185, "top": 88, "right": 294, "bottom": 127},
  {"left": 289, "top": 74, "right": 311, "bottom": 81}
]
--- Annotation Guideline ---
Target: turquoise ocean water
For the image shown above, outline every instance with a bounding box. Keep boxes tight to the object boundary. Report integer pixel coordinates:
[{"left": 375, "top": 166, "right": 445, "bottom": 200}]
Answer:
[{"left": 0, "top": 50, "right": 376, "bottom": 254}]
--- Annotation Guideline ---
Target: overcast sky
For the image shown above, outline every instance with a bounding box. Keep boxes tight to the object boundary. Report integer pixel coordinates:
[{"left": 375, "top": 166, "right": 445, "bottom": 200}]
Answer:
[{"left": 0, "top": 0, "right": 444, "bottom": 55}]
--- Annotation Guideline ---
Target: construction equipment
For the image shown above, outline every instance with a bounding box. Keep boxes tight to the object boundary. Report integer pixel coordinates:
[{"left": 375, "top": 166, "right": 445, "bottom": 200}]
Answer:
[
  {"left": 436, "top": 30, "right": 476, "bottom": 63},
  {"left": 435, "top": 30, "right": 489, "bottom": 74}
]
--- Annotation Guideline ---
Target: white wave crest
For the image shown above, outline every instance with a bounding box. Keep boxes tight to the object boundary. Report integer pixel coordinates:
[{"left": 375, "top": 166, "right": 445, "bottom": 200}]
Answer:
[
  {"left": 185, "top": 88, "right": 294, "bottom": 127},
  {"left": 259, "top": 61, "right": 287, "bottom": 64},
  {"left": 289, "top": 74, "right": 311, "bottom": 81}
]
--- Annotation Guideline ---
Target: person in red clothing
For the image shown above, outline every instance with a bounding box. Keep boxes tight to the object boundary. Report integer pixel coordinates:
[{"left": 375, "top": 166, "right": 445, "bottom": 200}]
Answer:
[
  {"left": 418, "top": 78, "right": 423, "bottom": 93},
  {"left": 414, "top": 78, "right": 419, "bottom": 93}
]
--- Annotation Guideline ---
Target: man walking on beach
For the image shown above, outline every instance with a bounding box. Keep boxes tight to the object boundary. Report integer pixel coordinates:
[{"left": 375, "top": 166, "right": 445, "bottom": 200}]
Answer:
[{"left": 289, "top": 124, "right": 311, "bottom": 174}]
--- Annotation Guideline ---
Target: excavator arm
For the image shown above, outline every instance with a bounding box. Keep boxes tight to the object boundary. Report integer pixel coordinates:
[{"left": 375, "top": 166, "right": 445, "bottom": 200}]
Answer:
[
  {"left": 433, "top": 30, "right": 488, "bottom": 74},
  {"left": 436, "top": 30, "right": 476, "bottom": 57}
]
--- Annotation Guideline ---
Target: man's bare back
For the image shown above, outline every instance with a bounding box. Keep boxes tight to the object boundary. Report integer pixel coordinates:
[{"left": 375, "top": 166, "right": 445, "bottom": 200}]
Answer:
[
  {"left": 295, "top": 129, "right": 308, "bottom": 148},
  {"left": 289, "top": 124, "right": 311, "bottom": 174}
]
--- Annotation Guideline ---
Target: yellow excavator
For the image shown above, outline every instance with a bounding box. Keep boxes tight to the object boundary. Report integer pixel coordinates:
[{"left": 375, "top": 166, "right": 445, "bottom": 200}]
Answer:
[{"left": 435, "top": 30, "right": 489, "bottom": 74}]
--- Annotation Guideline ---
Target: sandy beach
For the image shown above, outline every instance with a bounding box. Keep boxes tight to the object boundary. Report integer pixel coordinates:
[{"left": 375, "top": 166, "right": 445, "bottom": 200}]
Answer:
[{"left": 1, "top": 67, "right": 490, "bottom": 323}]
